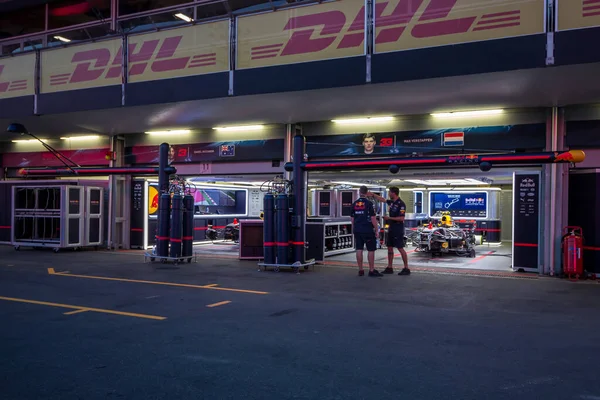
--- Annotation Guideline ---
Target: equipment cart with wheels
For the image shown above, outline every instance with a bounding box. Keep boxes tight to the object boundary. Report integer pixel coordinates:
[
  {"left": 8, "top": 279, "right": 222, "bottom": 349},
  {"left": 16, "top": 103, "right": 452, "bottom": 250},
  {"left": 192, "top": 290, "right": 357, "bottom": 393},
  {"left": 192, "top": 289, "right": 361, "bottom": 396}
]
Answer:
[{"left": 11, "top": 184, "right": 104, "bottom": 252}]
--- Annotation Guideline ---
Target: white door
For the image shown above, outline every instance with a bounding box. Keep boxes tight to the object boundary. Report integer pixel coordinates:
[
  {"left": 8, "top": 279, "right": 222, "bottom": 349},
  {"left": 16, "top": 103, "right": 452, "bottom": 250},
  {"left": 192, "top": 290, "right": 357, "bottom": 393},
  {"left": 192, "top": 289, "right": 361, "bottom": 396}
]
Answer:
[
  {"left": 64, "top": 186, "right": 84, "bottom": 247},
  {"left": 85, "top": 187, "right": 103, "bottom": 246}
]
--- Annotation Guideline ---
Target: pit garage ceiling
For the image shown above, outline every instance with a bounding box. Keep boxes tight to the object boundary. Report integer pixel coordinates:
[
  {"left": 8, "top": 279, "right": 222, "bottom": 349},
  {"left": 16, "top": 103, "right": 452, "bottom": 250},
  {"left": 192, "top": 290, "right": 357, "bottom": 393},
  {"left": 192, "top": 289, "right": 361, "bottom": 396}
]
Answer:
[{"left": 2, "top": 62, "right": 600, "bottom": 139}]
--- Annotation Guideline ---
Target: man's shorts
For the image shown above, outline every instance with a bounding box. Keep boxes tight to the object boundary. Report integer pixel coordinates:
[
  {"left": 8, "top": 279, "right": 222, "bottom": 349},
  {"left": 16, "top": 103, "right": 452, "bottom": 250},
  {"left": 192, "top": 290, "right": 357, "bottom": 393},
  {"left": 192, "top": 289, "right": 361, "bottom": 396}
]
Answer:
[
  {"left": 354, "top": 232, "right": 377, "bottom": 252},
  {"left": 386, "top": 227, "right": 405, "bottom": 249}
]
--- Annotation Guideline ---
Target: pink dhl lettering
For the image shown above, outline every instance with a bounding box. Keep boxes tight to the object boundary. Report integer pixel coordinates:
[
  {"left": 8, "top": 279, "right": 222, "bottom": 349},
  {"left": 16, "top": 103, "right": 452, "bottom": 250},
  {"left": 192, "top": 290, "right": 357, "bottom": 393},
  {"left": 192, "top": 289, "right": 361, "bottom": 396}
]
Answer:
[{"left": 63, "top": 35, "right": 212, "bottom": 83}]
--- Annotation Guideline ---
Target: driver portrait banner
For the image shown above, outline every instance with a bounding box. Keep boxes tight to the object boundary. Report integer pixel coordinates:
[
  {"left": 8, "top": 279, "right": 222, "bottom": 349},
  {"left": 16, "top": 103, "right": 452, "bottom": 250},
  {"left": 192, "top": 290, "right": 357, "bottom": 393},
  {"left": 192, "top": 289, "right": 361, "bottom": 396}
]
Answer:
[
  {"left": 126, "top": 138, "right": 284, "bottom": 164},
  {"left": 305, "top": 124, "right": 545, "bottom": 158}
]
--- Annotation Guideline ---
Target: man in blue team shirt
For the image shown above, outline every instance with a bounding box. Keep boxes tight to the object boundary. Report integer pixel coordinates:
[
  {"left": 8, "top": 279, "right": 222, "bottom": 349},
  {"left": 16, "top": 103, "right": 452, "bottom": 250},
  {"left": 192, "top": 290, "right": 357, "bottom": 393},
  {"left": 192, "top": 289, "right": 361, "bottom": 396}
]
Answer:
[
  {"left": 369, "top": 187, "right": 411, "bottom": 276},
  {"left": 351, "top": 186, "right": 383, "bottom": 277}
]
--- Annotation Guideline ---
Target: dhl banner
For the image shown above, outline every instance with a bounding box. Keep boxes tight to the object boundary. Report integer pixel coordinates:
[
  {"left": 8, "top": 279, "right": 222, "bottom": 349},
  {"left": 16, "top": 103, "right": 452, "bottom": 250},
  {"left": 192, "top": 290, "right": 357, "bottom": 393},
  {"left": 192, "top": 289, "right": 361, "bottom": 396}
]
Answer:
[
  {"left": 41, "top": 38, "right": 122, "bottom": 93},
  {"left": 374, "top": 0, "right": 545, "bottom": 53},
  {"left": 557, "top": 0, "right": 600, "bottom": 31},
  {"left": 236, "top": 0, "right": 366, "bottom": 70},
  {"left": 127, "top": 20, "right": 229, "bottom": 83},
  {"left": 0, "top": 53, "right": 36, "bottom": 99}
]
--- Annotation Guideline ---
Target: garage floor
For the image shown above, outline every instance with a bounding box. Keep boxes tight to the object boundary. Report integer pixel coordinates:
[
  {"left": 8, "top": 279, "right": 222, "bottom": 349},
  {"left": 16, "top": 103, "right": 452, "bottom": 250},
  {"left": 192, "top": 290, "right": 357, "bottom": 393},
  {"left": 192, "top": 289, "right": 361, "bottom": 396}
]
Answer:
[
  {"left": 328, "top": 242, "right": 513, "bottom": 271},
  {"left": 192, "top": 240, "right": 514, "bottom": 272}
]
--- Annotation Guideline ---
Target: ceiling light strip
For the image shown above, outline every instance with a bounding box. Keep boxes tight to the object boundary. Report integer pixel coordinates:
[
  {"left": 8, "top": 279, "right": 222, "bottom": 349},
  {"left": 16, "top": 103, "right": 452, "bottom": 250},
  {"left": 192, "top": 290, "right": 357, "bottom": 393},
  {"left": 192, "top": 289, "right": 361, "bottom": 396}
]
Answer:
[
  {"left": 145, "top": 130, "right": 191, "bottom": 135},
  {"left": 60, "top": 135, "right": 100, "bottom": 140},
  {"left": 213, "top": 125, "right": 264, "bottom": 131},
  {"left": 430, "top": 109, "right": 504, "bottom": 118},
  {"left": 331, "top": 116, "right": 394, "bottom": 124}
]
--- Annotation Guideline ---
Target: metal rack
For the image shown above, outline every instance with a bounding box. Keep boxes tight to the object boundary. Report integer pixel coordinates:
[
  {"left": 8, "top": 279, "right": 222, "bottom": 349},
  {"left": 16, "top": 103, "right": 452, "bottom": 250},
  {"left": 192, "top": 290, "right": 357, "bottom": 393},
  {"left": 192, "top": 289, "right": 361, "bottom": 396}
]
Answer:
[
  {"left": 11, "top": 185, "right": 104, "bottom": 252},
  {"left": 306, "top": 217, "right": 355, "bottom": 262}
]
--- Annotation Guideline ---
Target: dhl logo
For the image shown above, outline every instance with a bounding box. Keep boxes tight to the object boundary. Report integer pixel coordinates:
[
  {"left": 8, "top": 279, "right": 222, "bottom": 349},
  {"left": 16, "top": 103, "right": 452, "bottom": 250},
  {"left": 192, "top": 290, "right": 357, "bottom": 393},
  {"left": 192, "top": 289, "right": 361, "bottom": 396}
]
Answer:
[
  {"left": 250, "top": 0, "right": 522, "bottom": 59},
  {"left": 0, "top": 65, "right": 28, "bottom": 93},
  {"left": 49, "top": 35, "right": 217, "bottom": 85},
  {"left": 582, "top": 0, "right": 600, "bottom": 17}
]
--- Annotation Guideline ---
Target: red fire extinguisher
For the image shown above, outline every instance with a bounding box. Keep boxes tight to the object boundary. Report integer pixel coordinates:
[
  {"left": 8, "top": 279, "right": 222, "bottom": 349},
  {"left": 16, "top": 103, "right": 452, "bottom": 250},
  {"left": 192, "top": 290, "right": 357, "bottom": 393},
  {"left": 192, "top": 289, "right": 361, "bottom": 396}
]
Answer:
[{"left": 562, "top": 226, "right": 584, "bottom": 279}]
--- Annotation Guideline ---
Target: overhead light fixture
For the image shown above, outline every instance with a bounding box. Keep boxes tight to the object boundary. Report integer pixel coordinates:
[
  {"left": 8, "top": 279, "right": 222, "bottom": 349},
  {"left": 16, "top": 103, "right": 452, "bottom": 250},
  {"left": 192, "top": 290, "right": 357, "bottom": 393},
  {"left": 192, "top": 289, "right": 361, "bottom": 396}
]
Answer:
[
  {"left": 174, "top": 13, "right": 193, "bottom": 22},
  {"left": 330, "top": 181, "right": 383, "bottom": 187},
  {"left": 145, "top": 129, "right": 191, "bottom": 135},
  {"left": 213, "top": 125, "right": 264, "bottom": 132},
  {"left": 404, "top": 178, "right": 488, "bottom": 186},
  {"left": 53, "top": 35, "right": 71, "bottom": 43},
  {"left": 430, "top": 109, "right": 504, "bottom": 118},
  {"left": 12, "top": 139, "right": 48, "bottom": 143},
  {"left": 331, "top": 116, "right": 394, "bottom": 124},
  {"left": 60, "top": 135, "right": 100, "bottom": 140}
]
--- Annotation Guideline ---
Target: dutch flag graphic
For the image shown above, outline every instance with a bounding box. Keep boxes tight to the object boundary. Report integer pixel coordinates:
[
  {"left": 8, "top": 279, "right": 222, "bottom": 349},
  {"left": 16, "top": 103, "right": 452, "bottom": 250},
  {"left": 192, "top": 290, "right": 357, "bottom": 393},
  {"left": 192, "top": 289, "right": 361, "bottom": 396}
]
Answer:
[{"left": 443, "top": 132, "right": 465, "bottom": 147}]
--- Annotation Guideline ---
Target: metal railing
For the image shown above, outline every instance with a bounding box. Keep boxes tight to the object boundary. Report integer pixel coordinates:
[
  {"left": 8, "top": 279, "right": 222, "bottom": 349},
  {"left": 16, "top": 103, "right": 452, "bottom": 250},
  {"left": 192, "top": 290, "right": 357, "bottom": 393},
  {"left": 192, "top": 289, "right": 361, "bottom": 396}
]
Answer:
[{"left": 0, "top": 0, "right": 322, "bottom": 55}]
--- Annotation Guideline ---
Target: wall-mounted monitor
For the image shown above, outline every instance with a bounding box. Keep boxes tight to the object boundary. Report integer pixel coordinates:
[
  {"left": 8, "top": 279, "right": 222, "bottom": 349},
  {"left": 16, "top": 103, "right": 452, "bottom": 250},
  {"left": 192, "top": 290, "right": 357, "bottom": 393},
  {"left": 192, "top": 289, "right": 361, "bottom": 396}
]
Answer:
[
  {"left": 146, "top": 182, "right": 248, "bottom": 218},
  {"left": 429, "top": 191, "right": 488, "bottom": 219}
]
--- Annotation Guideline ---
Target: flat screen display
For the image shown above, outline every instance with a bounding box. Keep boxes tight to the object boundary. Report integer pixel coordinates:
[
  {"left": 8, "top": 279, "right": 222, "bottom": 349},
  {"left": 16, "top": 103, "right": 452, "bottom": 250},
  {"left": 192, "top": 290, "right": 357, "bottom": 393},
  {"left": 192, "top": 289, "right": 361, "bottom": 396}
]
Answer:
[
  {"left": 429, "top": 192, "right": 488, "bottom": 219},
  {"left": 194, "top": 189, "right": 236, "bottom": 207}
]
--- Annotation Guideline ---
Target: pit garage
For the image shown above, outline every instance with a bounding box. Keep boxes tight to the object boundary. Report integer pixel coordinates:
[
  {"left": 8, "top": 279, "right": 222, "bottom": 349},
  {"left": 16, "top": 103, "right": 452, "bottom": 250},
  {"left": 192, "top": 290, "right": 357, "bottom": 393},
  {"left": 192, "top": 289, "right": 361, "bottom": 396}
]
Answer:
[
  {"left": 0, "top": 106, "right": 572, "bottom": 274},
  {"left": 137, "top": 160, "right": 541, "bottom": 274},
  {"left": 304, "top": 167, "right": 538, "bottom": 272}
]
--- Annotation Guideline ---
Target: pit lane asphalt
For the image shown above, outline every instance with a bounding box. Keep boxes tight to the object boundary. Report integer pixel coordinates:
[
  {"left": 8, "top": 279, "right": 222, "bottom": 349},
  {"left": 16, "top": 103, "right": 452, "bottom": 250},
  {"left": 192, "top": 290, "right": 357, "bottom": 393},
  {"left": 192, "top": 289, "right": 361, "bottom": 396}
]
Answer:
[{"left": 1, "top": 246, "right": 599, "bottom": 400}]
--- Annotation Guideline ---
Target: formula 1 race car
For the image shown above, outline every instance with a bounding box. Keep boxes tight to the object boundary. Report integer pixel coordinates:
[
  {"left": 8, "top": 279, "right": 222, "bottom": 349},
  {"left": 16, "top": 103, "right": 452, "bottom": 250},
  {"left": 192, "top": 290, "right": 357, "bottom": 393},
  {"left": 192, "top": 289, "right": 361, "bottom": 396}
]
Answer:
[
  {"left": 407, "top": 211, "right": 477, "bottom": 258},
  {"left": 205, "top": 221, "right": 240, "bottom": 243}
]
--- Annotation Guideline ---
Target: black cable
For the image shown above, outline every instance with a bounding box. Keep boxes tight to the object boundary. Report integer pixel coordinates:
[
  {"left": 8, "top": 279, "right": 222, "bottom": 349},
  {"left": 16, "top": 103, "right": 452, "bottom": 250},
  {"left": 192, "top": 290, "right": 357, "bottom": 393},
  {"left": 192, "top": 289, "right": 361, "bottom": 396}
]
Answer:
[{"left": 26, "top": 132, "right": 80, "bottom": 173}]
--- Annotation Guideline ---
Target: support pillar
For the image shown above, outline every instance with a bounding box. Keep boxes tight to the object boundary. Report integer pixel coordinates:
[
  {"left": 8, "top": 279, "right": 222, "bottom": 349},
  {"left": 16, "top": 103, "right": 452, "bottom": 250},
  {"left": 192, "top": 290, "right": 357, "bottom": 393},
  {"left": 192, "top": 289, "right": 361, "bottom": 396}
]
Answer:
[
  {"left": 542, "top": 107, "right": 568, "bottom": 275},
  {"left": 292, "top": 126, "right": 307, "bottom": 264},
  {"left": 107, "top": 135, "right": 129, "bottom": 250},
  {"left": 284, "top": 124, "right": 293, "bottom": 181}
]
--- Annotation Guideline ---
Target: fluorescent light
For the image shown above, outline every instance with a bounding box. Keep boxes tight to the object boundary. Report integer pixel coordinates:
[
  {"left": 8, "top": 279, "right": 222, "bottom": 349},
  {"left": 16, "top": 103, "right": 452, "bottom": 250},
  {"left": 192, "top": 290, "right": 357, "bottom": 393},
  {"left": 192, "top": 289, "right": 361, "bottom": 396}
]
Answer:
[
  {"left": 213, "top": 125, "right": 264, "bottom": 132},
  {"left": 174, "top": 13, "right": 193, "bottom": 22},
  {"left": 12, "top": 139, "right": 47, "bottom": 143},
  {"left": 53, "top": 35, "right": 71, "bottom": 43},
  {"left": 431, "top": 109, "right": 504, "bottom": 118},
  {"left": 330, "top": 181, "right": 383, "bottom": 187},
  {"left": 404, "top": 178, "right": 487, "bottom": 186},
  {"left": 145, "top": 129, "right": 191, "bottom": 135},
  {"left": 331, "top": 116, "right": 394, "bottom": 124},
  {"left": 60, "top": 135, "right": 100, "bottom": 140}
]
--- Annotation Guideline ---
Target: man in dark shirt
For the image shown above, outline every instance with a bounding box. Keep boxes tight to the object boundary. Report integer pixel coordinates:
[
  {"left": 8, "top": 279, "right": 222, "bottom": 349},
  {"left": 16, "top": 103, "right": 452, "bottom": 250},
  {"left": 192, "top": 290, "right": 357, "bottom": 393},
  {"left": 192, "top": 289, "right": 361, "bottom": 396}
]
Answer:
[
  {"left": 369, "top": 187, "right": 411, "bottom": 276},
  {"left": 351, "top": 186, "right": 383, "bottom": 277}
]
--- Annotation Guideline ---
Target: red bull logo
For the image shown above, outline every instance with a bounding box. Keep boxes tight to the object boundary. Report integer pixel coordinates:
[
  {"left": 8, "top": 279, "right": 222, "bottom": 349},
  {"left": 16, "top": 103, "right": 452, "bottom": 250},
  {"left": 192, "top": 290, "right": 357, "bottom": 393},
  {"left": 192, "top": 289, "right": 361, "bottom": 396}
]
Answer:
[
  {"left": 553, "top": 150, "right": 585, "bottom": 163},
  {"left": 554, "top": 152, "right": 575, "bottom": 162},
  {"left": 148, "top": 186, "right": 159, "bottom": 215}
]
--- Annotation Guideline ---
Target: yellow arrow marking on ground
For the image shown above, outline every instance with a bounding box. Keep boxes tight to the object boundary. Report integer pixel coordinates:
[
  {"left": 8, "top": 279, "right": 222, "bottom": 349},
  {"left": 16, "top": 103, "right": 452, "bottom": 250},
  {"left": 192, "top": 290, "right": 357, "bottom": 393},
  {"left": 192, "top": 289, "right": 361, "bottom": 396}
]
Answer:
[
  {"left": 0, "top": 295, "right": 166, "bottom": 320},
  {"left": 206, "top": 301, "right": 232, "bottom": 308},
  {"left": 47, "top": 268, "right": 268, "bottom": 295}
]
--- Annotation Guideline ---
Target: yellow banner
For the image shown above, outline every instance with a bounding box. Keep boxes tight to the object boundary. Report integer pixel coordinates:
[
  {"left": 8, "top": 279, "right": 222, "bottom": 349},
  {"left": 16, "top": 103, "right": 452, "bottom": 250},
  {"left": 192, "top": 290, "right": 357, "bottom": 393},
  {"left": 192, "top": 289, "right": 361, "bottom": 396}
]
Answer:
[
  {"left": 374, "top": 0, "right": 545, "bottom": 53},
  {"left": 128, "top": 20, "right": 229, "bottom": 83},
  {"left": 557, "top": 0, "right": 600, "bottom": 31},
  {"left": 0, "top": 54, "right": 35, "bottom": 99},
  {"left": 41, "top": 38, "right": 122, "bottom": 93},
  {"left": 236, "top": 0, "right": 366, "bottom": 70}
]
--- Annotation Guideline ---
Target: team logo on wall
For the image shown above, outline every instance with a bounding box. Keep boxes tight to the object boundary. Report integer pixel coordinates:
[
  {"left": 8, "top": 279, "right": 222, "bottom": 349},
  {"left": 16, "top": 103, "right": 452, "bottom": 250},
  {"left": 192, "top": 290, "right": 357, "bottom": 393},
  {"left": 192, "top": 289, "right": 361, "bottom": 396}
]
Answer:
[{"left": 148, "top": 185, "right": 159, "bottom": 215}]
